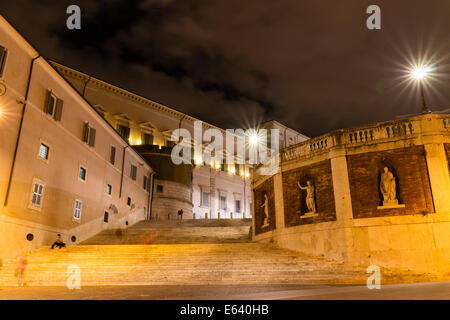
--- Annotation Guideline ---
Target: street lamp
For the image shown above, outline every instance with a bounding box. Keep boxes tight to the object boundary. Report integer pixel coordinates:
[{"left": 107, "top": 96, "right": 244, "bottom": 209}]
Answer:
[{"left": 410, "top": 65, "right": 432, "bottom": 114}]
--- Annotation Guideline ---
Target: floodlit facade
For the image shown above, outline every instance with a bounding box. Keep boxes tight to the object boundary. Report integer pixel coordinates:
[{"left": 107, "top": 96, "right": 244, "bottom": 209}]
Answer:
[{"left": 51, "top": 63, "right": 307, "bottom": 220}]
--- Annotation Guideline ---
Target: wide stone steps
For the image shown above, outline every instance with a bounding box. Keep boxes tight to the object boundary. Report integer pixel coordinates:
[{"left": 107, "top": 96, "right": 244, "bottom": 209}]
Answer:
[
  {"left": 82, "top": 219, "right": 252, "bottom": 245},
  {"left": 0, "top": 243, "right": 432, "bottom": 287}
]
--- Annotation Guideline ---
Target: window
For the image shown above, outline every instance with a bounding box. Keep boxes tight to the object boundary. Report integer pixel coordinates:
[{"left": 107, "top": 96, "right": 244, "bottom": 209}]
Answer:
[
  {"left": 130, "top": 165, "right": 137, "bottom": 181},
  {"left": 142, "top": 132, "right": 154, "bottom": 145},
  {"left": 30, "top": 181, "right": 44, "bottom": 208},
  {"left": 79, "top": 167, "right": 86, "bottom": 181},
  {"left": 127, "top": 197, "right": 131, "bottom": 206},
  {"left": 106, "top": 184, "right": 112, "bottom": 195},
  {"left": 143, "top": 176, "right": 148, "bottom": 190},
  {"left": 73, "top": 199, "right": 82, "bottom": 220},
  {"left": 156, "top": 185, "right": 163, "bottom": 193},
  {"left": 117, "top": 124, "right": 130, "bottom": 140},
  {"left": 44, "top": 90, "right": 63, "bottom": 121},
  {"left": 220, "top": 196, "right": 227, "bottom": 211},
  {"left": 39, "top": 143, "right": 49, "bottom": 160},
  {"left": 164, "top": 138, "right": 175, "bottom": 148},
  {"left": 83, "top": 122, "right": 96, "bottom": 147},
  {"left": 104, "top": 212, "right": 109, "bottom": 223},
  {"left": 235, "top": 200, "right": 241, "bottom": 213},
  {"left": 0, "top": 45, "right": 8, "bottom": 78},
  {"left": 110, "top": 146, "right": 116, "bottom": 165},
  {"left": 201, "top": 192, "right": 209, "bottom": 208}
]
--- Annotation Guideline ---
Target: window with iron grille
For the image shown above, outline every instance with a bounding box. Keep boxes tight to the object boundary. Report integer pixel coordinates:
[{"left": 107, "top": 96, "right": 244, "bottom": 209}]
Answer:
[
  {"left": 39, "top": 143, "right": 49, "bottom": 160},
  {"left": 79, "top": 167, "right": 86, "bottom": 181}
]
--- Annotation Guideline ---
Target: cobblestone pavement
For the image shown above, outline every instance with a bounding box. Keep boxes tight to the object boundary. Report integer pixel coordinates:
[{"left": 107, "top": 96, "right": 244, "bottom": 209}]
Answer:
[{"left": 0, "top": 282, "right": 449, "bottom": 300}]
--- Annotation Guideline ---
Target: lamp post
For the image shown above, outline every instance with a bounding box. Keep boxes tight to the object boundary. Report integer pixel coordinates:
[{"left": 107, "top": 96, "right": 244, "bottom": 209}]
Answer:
[{"left": 411, "top": 66, "right": 432, "bottom": 114}]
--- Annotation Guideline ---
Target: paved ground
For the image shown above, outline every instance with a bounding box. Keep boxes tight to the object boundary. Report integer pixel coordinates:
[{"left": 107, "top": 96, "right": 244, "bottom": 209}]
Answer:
[{"left": 0, "top": 281, "right": 448, "bottom": 300}]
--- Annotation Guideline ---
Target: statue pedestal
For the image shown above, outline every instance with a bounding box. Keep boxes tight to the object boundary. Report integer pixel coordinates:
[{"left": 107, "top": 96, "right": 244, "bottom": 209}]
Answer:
[
  {"left": 301, "top": 211, "right": 318, "bottom": 219},
  {"left": 377, "top": 200, "right": 405, "bottom": 210}
]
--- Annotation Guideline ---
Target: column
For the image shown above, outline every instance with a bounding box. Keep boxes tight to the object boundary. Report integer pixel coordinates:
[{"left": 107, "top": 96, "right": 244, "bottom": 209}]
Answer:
[{"left": 424, "top": 143, "right": 450, "bottom": 213}]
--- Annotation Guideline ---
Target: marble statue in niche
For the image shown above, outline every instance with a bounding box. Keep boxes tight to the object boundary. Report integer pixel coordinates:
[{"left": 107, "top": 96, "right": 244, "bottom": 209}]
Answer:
[
  {"left": 297, "top": 180, "right": 317, "bottom": 217},
  {"left": 261, "top": 193, "right": 270, "bottom": 227},
  {"left": 380, "top": 167, "right": 398, "bottom": 206}
]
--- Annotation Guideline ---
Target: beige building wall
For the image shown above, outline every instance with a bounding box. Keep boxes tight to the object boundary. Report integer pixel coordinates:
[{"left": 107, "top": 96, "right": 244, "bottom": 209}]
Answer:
[{"left": 0, "top": 14, "right": 153, "bottom": 261}]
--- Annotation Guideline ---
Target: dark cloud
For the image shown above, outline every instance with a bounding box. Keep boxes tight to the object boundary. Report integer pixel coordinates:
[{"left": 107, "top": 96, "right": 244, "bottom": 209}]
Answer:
[{"left": 1, "top": 0, "right": 450, "bottom": 136}]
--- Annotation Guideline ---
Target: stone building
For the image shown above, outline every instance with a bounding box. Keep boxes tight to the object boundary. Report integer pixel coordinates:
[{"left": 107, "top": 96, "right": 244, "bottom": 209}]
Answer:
[
  {"left": 252, "top": 114, "right": 450, "bottom": 273},
  {"left": 51, "top": 62, "right": 308, "bottom": 221},
  {"left": 0, "top": 15, "right": 153, "bottom": 260}
]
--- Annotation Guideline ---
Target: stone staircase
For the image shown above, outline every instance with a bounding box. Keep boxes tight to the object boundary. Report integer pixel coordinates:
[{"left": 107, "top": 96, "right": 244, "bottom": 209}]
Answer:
[
  {"left": 82, "top": 219, "right": 253, "bottom": 245},
  {"left": 0, "top": 219, "right": 439, "bottom": 287}
]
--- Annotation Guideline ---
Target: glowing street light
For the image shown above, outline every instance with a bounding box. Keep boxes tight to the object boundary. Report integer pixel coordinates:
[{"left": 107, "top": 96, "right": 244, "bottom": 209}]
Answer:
[
  {"left": 249, "top": 133, "right": 259, "bottom": 146},
  {"left": 410, "top": 64, "right": 433, "bottom": 114}
]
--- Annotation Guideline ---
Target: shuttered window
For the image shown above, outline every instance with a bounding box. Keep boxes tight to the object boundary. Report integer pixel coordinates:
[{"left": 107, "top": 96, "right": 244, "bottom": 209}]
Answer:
[
  {"left": 83, "top": 122, "right": 96, "bottom": 147},
  {"left": 30, "top": 181, "right": 44, "bottom": 208},
  {"left": 39, "top": 143, "right": 49, "bottom": 160},
  {"left": 130, "top": 165, "right": 137, "bottom": 180},
  {"left": 117, "top": 124, "right": 130, "bottom": 140},
  {"left": 73, "top": 199, "right": 82, "bottom": 220},
  {"left": 44, "top": 90, "right": 64, "bottom": 121},
  {"left": 0, "top": 45, "right": 8, "bottom": 77},
  {"left": 110, "top": 146, "right": 116, "bottom": 165},
  {"left": 143, "top": 176, "right": 148, "bottom": 190},
  {"left": 142, "top": 132, "right": 154, "bottom": 145}
]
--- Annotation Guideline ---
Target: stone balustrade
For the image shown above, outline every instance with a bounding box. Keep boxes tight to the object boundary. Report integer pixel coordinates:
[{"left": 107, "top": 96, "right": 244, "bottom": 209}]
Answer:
[{"left": 282, "top": 114, "right": 450, "bottom": 163}]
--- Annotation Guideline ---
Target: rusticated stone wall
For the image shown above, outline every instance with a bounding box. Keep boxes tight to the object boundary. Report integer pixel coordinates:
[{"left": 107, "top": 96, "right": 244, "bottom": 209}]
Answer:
[
  {"left": 347, "top": 146, "right": 434, "bottom": 218},
  {"left": 254, "top": 177, "right": 276, "bottom": 235},
  {"left": 282, "top": 160, "right": 336, "bottom": 227}
]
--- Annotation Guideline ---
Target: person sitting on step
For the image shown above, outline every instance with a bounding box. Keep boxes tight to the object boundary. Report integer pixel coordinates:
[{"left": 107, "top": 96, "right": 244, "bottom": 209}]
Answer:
[{"left": 50, "top": 234, "right": 66, "bottom": 249}]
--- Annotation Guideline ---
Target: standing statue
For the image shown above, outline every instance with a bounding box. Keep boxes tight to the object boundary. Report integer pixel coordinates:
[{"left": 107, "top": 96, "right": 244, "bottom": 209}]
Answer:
[
  {"left": 261, "top": 194, "right": 269, "bottom": 227},
  {"left": 297, "top": 180, "right": 317, "bottom": 213},
  {"left": 380, "top": 167, "right": 398, "bottom": 205}
]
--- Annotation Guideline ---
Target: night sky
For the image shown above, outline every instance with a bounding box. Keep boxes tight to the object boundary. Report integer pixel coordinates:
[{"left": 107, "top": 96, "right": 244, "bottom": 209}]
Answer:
[{"left": 1, "top": 0, "right": 450, "bottom": 137}]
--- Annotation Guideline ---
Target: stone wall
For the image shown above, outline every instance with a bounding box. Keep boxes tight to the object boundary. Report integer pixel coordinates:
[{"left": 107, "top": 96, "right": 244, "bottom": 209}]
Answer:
[
  {"left": 252, "top": 114, "right": 450, "bottom": 273},
  {"left": 347, "top": 146, "right": 434, "bottom": 218},
  {"left": 253, "top": 177, "right": 275, "bottom": 235},
  {"left": 151, "top": 179, "right": 193, "bottom": 220},
  {"left": 282, "top": 159, "right": 336, "bottom": 227}
]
